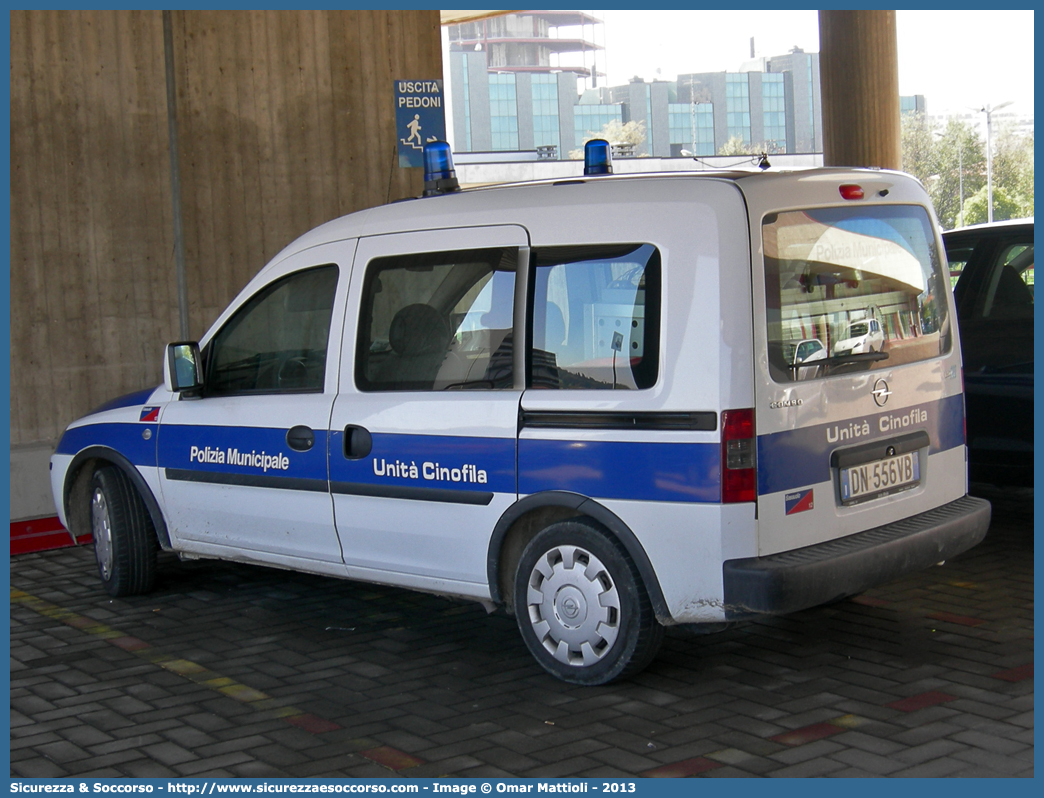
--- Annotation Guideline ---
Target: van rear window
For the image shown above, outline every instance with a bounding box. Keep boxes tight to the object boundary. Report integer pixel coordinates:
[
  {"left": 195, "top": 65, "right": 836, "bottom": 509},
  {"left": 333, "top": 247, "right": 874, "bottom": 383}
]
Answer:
[{"left": 762, "top": 205, "right": 951, "bottom": 383}]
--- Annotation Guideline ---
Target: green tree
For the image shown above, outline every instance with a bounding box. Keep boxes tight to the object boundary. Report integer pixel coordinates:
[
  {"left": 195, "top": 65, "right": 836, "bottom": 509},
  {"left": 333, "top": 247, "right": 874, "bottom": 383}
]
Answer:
[
  {"left": 717, "top": 135, "right": 751, "bottom": 155},
  {"left": 569, "top": 119, "right": 646, "bottom": 159},
  {"left": 900, "top": 111, "right": 939, "bottom": 187},
  {"left": 929, "top": 119, "right": 985, "bottom": 230},
  {"left": 991, "top": 124, "right": 1034, "bottom": 218},
  {"left": 901, "top": 112, "right": 1035, "bottom": 229},
  {"left": 960, "top": 184, "right": 1024, "bottom": 226},
  {"left": 716, "top": 135, "right": 782, "bottom": 157}
]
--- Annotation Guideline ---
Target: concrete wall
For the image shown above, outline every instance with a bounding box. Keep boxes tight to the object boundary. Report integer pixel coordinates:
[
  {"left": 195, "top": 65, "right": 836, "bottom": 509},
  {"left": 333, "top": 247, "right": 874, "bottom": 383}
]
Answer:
[
  {"left": 515, "top": 73, "right": 534, "bottom": 151},
  {"left": 650, "top": 82, "right": 670, "bottom": 157},
  {"left": 819, "top": 10, "right": 899, "bottom": 169},
  {"left": 469, "top": 51, "right": 494, "bottom": 152},
  {"left": 747, "top": 72, "right": 765, "bottom": 148},
  {"left": 556, "top": 72, "right": 578, "bottom": 156},
  {"left": 9, "top": 9, "right": 442, "bottom": 520}
]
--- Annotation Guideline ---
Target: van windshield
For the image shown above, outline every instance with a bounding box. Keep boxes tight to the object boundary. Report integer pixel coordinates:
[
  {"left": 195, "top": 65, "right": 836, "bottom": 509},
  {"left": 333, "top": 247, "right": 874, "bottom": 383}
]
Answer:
[{"left": 762, "top": 204, "right": 951, "bottom": 383}]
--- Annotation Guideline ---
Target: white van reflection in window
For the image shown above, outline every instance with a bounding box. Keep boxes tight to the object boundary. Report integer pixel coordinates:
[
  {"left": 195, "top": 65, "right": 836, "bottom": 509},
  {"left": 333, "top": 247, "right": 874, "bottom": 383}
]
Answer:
[{"left": 833, "top": 318, "right": 885, "bottom": 356}]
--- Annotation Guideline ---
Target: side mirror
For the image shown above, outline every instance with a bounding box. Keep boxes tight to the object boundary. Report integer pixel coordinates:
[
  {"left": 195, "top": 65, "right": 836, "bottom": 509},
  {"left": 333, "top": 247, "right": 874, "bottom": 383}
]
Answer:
[{"left": 164, "top": 341, "right": 203, "bottom": 396}]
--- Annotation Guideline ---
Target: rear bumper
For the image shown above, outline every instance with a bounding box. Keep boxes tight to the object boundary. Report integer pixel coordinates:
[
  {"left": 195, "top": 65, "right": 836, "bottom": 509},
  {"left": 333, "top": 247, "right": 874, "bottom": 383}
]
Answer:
[{"left": 722, "top": 495, "right": 991, "bottom": 618}]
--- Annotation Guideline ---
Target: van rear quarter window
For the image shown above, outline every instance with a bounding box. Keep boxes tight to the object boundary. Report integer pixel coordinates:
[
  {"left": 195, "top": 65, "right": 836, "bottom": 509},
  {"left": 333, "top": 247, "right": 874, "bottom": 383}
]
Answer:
[
  {"left": 530, "top": 243, "right": 661, "bottom": 390},
  {"left": 762, "top": 205, "right": 951, "bottom": 383}
]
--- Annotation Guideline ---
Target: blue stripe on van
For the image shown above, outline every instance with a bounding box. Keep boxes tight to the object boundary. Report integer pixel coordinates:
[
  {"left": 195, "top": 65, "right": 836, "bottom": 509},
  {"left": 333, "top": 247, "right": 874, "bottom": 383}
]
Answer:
[
  {"left": 87, "top": 386, "right": 158, "bottom": 415},
  {"left": 757, "top": 393, "right": 965, "bottom": 496},
  {"left": 329, "top": 430, "right": 517, "bottom": 496},
  {"left": 57, "top": 392, "right": 964, "bottom": 505},
  {"left": 55, "top": 422, "right": 158, "bottom": 466},
  {"left": 518, "top": 439, "right": 721, "bottom": 503},
  {"left": 157, "top": 424, "right": 329, "bottom": 482}
]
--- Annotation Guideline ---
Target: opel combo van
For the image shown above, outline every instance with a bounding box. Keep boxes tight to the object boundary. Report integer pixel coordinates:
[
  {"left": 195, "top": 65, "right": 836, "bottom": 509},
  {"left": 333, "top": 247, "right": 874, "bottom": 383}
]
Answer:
[{"left": 52, "top": 144, "right": 991, "bottom": 684}]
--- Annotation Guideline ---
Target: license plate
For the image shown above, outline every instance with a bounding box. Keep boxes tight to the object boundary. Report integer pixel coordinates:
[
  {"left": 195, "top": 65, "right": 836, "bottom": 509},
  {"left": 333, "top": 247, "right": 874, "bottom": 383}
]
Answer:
[{"left": 840, "top": 451, "right": 920, "bottom": 503}]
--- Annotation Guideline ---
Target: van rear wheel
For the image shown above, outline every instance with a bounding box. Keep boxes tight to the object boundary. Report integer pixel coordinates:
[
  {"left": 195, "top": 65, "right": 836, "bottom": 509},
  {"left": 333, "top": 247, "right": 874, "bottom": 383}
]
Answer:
[
  {"left": 90, "top": 466, "right": 158, "bottom": 597},
  {"left": 513, "top": 519, "right": 663, "bottom": 685}
]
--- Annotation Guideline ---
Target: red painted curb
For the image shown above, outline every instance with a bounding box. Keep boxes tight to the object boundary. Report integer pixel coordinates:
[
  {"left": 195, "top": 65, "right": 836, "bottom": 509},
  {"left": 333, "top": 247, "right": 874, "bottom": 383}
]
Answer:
[{"left": 10, "top": 516, "right": 91, "bottom": 556}]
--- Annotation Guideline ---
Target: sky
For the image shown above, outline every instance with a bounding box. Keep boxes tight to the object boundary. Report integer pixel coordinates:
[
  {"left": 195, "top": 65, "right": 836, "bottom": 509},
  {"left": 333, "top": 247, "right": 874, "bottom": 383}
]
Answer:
[{"left": 583, "top": 9, "right": 1034, "bottom": 120}]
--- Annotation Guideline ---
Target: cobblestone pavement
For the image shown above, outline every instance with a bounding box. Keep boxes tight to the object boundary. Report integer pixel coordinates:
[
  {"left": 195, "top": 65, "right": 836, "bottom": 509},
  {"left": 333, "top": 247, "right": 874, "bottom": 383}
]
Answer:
[{"left": 10, "top": 485, "right": 1033, "bottom": 778}]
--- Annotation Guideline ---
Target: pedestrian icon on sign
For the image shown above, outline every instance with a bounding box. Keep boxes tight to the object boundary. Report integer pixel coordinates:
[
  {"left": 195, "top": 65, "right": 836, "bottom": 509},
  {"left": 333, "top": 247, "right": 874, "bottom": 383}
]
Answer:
[
  {"left": 401, "top": 114, "right": 437, "bottom": 151},
  {"left": 404, "top": 114, "right": 423, "bottom": 148}
]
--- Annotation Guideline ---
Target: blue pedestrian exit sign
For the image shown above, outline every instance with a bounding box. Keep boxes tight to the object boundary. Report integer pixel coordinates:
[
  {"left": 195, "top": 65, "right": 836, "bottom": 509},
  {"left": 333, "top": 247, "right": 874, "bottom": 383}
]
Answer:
[{"left": 395, "top": 79, "right": 446, "bottom": 168}]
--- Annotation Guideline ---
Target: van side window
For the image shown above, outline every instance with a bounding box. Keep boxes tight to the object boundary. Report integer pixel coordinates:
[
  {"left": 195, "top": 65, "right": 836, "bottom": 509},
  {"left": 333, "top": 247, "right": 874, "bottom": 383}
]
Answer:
[
  {"left": 356, "top": 248, "right": 516, "bottom": 391},
  {"left": 205, "top": 265, "right": 338, "bottom": 396},
  {"left": 530, "top": 244, "right": 660, "bottom": 390}
]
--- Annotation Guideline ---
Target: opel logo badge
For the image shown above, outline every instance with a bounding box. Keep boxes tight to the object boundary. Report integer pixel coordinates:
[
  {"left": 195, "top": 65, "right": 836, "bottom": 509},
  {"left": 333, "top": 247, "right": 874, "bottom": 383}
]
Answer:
[
  {"left": 872, "top": 378, "right": 891, "bottom": 407},
  {"left": 562, "top": 598, "right": 580, "bottom": 619}
]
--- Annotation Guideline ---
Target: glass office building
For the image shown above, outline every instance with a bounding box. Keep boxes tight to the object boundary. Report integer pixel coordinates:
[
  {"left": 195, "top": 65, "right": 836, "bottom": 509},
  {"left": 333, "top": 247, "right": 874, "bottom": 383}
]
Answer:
[{"left": 448, "top": 14, "right": 832, "bottom": 159}]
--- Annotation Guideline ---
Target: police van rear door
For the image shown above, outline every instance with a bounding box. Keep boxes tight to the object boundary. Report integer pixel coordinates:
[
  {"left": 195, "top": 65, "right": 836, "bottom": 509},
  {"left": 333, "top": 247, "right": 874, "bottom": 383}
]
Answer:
[{"left": 743, "top": 172, "right": 967, "bottom": 557}]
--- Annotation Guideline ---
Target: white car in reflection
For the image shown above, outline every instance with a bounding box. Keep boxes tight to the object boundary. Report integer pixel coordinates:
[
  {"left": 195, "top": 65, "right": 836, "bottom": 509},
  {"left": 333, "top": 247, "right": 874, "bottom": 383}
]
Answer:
[
  {"left": 833, "top": 318, "right": 884, "bottom": 355},
  {"left": 786, "top": 338, "right": 827, "bottom": 380}
]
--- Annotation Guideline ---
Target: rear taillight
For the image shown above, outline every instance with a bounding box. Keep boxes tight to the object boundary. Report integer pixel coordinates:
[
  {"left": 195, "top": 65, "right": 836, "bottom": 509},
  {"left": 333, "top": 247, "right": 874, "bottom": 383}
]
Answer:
[{"left": 721, "top": 408, "right": 756, "bottom": 503}]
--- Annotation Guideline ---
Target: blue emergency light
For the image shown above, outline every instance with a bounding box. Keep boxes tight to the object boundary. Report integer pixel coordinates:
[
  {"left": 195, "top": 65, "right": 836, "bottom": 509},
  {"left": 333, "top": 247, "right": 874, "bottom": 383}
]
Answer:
[
  {"left": 422, "top": 141, "right": 460, "bottom": 196},
  {"left": 584, "top": 139, "right": 613, "bottom": 176}
]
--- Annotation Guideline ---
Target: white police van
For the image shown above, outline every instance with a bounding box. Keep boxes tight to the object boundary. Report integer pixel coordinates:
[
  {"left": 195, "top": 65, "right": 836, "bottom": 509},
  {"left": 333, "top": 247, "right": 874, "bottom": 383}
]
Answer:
[{"left": 52, "top": 142, "right": 990, "bottom": 684}]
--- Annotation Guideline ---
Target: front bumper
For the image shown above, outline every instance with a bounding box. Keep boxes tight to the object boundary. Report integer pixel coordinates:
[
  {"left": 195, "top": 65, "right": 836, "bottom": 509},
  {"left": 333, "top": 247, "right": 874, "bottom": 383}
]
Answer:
[{"left": 722, "top": 495, "right": 991, "bottom": 618}]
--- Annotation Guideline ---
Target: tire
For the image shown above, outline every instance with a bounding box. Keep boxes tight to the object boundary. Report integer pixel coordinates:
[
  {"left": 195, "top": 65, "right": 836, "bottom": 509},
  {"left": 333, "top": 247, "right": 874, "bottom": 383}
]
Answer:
[
  {"left": 90, "top": 466, "right": 158, "bottom": 597},
  {"left": 513, "top": 519, "right": 664, "bottom": 685}
]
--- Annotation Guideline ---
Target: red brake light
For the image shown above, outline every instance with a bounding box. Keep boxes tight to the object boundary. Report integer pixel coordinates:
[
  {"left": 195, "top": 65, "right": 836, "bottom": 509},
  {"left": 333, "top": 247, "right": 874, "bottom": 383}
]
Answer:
[
  {"left": 721, "top": 408, "right": 757, "bottom": 503},
  {"left": 839, "top": 184, "right": 865, "bottom": 200}
]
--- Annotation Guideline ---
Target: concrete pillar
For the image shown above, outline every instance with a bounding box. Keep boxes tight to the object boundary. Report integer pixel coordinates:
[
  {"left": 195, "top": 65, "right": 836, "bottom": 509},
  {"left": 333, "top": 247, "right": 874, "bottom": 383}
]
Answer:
[{"left": 818, "top": 10, "right": 901, "bottom": 170}]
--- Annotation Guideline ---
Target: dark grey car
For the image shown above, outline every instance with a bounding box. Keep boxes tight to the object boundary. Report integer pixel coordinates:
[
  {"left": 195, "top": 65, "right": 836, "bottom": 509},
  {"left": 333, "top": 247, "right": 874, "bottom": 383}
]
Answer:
[{"left": 944, "top": 219, "right": 1034, "bottom": 486}]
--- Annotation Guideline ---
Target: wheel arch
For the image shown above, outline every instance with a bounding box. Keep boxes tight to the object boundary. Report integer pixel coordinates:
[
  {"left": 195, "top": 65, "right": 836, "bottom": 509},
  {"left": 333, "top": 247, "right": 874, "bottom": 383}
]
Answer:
[
  {"left": 486, "top": 490, "right": 671, "bottom": 624},
  {"left": 64, "top": 446, "right": 172, "bottom": 551}
]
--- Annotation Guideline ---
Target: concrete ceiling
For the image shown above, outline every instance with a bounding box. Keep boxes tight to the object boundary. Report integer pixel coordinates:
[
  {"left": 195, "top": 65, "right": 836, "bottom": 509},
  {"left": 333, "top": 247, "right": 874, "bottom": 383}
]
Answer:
[{"left": 440, "top": 10, "right": 517, "bottom": 25}]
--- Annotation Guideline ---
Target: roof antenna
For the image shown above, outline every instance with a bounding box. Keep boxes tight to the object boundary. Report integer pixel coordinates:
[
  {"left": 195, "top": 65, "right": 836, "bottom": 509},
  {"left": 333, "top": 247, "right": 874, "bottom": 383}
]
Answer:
[{"left": 757, "top": 153, "right": 771, "bottom": 170}]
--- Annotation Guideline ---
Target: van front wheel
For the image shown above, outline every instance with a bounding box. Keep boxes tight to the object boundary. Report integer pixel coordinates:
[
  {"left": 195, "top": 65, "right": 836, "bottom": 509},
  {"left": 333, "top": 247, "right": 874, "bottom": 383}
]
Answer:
[
  {"left": 513, "top": 519, "right": 663, "bottom": 685},
  {"left": 90, "top": 466, "right": 158, "bottom": 597}
]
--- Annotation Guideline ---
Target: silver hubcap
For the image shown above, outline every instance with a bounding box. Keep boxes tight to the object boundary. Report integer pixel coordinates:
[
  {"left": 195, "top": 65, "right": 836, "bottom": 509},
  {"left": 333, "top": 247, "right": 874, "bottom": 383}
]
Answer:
[
  {"left": 91, "top": 487, "right": 114, "bottom": 580},
  {"left": 526, "top": 544, "right": 621, "bottom": 667}
]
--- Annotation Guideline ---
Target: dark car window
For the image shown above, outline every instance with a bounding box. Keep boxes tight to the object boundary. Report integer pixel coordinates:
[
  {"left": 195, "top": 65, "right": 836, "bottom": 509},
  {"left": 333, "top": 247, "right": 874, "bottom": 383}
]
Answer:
[
  {"left": 205, "top": 265, "right": 339, "bottom": 396},
  {"left": 945, "top": 245, "right": 975, "bottom": 288},
  {"left": 978, "top": 243, "right": 1034, "bottom": 319}
]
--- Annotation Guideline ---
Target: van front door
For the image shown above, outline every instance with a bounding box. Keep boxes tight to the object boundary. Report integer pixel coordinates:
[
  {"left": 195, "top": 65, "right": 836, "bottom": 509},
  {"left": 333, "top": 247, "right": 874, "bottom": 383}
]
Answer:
[
  {"left": 329, "top": 226, "right": 528, "bottom": 600},
  {"left": 157, "top": 243, "right": 354, "bottom": 569}
]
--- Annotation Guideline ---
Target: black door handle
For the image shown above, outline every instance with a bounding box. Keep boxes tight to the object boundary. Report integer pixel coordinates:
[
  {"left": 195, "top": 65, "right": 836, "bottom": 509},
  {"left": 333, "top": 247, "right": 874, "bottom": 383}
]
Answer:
[
  {"left": 344, "top": 425, "right": 372, "bottom": 459},
  {"left": 286, "top": 425, "right": 315, "bottom": 452}
]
